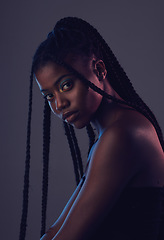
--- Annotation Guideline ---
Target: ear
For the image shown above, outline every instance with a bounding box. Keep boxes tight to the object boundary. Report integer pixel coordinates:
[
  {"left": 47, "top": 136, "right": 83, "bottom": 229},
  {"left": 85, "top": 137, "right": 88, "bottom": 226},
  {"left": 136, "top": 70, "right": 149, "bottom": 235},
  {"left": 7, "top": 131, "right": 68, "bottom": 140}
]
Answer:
[{"left": 92, "top": 60, "right": 107, "bottom": 81}]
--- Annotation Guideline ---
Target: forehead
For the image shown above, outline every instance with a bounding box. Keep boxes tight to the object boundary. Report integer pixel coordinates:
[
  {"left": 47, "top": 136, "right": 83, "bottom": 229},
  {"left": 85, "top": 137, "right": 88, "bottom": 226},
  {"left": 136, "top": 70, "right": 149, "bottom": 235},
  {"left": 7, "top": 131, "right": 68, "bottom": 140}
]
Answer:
[
  {"left": 66, "top": 52, "right": 91, "bottom": 67},
  {"left": 34, "top": 62, "right": 68, "bottom": 86},
  {"left": 35, "top": 62, "right": 68, "bottom": 78},
  {"left": 34, "top": 54, "right": 94, "bottom": 88},
  {"left": 64, "top": 53, "right": 94, "bottom": 78}
]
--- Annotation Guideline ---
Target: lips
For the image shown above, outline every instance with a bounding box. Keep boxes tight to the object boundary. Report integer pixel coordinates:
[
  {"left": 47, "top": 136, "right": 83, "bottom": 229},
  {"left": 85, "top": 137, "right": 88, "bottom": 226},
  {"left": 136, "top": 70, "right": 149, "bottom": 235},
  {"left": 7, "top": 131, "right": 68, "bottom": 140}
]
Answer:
[{"left": 62, "top": 111, "right": 79, "bottom": 123}]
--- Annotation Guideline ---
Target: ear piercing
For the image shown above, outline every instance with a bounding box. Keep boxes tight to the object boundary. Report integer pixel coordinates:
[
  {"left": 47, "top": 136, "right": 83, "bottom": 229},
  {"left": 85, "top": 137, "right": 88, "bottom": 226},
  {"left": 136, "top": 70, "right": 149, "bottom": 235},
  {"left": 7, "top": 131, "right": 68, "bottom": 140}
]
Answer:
[{"left": 98, "top": 73, "right": 105, "bottom": 81}]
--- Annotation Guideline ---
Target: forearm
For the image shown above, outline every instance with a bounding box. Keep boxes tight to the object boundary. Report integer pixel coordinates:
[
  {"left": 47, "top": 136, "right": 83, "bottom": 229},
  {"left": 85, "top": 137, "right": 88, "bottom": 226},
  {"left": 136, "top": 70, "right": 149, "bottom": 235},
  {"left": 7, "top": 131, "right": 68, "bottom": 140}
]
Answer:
[
  {"left": 40, "top": 219, "right": 62, "bottom": 240},
  {"left": 40, "top": 176, "right": 85, "bottom": 240}
]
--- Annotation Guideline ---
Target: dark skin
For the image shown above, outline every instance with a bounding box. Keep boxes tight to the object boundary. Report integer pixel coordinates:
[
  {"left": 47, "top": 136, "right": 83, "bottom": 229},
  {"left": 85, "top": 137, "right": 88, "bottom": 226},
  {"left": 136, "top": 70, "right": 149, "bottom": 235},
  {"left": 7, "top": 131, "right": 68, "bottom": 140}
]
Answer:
[{"left": 35, "top": 55, "right": 164, "bottom": 240}]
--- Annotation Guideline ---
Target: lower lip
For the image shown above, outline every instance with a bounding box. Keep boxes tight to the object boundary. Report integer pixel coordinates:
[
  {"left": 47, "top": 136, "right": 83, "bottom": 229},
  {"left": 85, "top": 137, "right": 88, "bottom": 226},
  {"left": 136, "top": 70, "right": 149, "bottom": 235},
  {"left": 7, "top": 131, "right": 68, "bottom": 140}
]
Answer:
[{"left": 65, "top": 112, "right": 79, "bottom": 123}]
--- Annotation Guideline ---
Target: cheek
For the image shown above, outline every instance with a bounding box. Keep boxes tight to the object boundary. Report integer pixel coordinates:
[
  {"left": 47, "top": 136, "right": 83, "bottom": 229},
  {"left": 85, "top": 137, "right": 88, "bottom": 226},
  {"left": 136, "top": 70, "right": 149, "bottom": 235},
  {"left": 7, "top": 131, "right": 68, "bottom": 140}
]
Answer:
[
  {"left": 85, "top": 89, "right": 103, "bottom": 113},
  {"left": 75, "top": 88, "right": 102, "bottom": 117},
  {"left": 48, "top": 102, "right": 59, "bottom": 116}
]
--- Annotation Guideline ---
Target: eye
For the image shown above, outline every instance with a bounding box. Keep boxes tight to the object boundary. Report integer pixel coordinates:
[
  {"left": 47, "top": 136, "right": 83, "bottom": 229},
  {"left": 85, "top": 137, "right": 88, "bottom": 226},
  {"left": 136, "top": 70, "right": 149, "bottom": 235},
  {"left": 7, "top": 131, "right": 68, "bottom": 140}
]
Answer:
[
  {"left": 59, "top": 79, "right": 73, "bottom": 92},
  {"left": 44, "top": 93, "right": 54, "bottom": 101}
]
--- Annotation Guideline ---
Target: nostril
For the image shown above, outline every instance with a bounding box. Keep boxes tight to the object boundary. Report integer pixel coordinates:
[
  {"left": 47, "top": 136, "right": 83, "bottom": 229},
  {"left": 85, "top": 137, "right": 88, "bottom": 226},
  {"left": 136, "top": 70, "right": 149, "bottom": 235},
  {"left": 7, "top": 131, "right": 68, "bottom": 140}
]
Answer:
[{"left": 55, "top": 98, "right": 69, "bottom": 111}]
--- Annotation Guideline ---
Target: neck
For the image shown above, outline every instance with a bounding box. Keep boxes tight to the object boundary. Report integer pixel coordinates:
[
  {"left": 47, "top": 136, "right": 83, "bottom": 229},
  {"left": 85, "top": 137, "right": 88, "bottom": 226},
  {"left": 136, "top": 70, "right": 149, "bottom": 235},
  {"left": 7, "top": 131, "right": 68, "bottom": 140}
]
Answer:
[
  {"left": 91, "top": 98, "right": 119, "bottom": 137},
  {"left": 90, "top": 78, "right": 127, "bottom": 137}
]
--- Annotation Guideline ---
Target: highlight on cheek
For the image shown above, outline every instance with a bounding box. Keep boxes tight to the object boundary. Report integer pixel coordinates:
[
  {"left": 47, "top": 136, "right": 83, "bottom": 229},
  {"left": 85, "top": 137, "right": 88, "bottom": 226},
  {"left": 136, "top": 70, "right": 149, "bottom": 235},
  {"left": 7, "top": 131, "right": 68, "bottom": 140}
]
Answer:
[{"left": 59, "top": 78, "right": 74, "bottom": 92}]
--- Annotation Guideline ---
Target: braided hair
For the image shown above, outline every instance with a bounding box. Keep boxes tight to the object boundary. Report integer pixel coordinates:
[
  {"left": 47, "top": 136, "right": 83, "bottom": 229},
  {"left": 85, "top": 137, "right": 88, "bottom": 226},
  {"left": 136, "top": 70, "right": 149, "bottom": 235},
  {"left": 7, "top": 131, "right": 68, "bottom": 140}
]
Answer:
[{"left": 19, "top": 17, "right": 164, "bottom": 239}]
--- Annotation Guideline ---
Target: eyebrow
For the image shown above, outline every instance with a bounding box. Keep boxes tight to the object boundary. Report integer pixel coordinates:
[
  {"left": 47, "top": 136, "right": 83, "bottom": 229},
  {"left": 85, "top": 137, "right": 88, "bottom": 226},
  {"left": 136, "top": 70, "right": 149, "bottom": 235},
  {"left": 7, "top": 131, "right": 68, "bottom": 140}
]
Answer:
[{"left": 40, "top": 74, "right": 73, "bottom": 93}]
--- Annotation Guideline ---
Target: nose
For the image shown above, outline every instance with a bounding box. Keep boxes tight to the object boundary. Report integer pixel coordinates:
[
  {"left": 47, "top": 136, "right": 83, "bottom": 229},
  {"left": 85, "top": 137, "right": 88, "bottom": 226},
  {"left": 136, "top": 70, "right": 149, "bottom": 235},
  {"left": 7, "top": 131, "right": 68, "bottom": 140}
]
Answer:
[{"left": 55, "top": 93, "right": 69, "bottom": 111}]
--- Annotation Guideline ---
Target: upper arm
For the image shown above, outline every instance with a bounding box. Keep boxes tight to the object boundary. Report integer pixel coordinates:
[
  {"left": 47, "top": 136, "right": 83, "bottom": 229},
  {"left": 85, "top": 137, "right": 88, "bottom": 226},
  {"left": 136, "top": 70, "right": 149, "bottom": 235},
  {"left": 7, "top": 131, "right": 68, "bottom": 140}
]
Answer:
[{"left": 52, "top": 126, "right": 142, "bottom": 240}]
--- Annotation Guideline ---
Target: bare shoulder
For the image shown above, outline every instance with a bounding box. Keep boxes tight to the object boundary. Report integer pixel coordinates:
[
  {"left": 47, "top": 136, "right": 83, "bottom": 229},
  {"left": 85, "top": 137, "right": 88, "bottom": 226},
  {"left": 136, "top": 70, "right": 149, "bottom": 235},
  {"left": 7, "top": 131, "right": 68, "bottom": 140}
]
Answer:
[
  {"left": 97, "top": 109, "right": 155, "bottom": 156},
  {"left": 118, "top": 109, "right": 163, "bottom": 157},
  {"left": 86, "top": 111, "right": 142, "bottom": 184},
  {"left": 87, "top": 109, "right": 163, "bottom": 180}
]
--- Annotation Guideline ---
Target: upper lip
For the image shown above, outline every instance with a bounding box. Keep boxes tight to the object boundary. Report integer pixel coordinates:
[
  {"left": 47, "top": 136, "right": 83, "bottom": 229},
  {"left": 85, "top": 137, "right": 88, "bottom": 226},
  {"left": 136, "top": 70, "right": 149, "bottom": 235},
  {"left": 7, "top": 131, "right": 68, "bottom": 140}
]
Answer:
[{"left": 62, "top": 111, "right": 78, "bottom": 121}]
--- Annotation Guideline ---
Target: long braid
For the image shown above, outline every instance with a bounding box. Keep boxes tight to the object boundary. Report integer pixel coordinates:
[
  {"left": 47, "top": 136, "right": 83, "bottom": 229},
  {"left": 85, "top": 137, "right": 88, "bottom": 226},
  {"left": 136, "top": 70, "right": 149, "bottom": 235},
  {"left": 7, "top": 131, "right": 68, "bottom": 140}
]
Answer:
[
  {"left": 86, "top": 124, "right": 96, "bottom": 156},
  {"left": 19, "top": 71, "right": 33, "bottom": 240},
  {"left": 69, "top": 125, "right": 84, "bottom": 178},
  {"left": 40, "top": 100, "right": 51, "bottom": 236},
  {"left": 63, "top": 121, "right": 80, "bottom": 185}
]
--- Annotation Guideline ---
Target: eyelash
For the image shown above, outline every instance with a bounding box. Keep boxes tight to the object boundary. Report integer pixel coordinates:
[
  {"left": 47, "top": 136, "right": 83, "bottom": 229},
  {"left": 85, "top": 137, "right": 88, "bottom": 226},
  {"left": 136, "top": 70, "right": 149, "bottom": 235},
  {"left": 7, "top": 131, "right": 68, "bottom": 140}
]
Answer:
[
  {"left": 43, "top": 79, "right": 74, "bottom": 101},
  {"left": 59, "top": 79, "right": 73, "bottom": 92},
  {"left": 44, "top": 93, "right": 54, "bottom": 101}
]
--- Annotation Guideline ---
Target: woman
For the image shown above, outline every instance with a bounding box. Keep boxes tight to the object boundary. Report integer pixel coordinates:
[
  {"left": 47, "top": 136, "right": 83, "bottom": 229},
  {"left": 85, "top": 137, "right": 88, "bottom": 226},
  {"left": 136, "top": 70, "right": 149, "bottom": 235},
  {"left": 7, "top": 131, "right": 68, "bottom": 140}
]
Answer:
[{"left": 20, "top": 17, "right": 164, "bottom": 240}]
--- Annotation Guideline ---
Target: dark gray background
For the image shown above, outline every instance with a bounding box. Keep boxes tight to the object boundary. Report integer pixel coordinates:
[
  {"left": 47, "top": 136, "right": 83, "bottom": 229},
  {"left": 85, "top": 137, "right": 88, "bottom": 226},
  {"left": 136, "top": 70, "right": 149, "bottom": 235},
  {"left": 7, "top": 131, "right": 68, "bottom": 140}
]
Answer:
[{"left": 0, "top": 0, "right": 164, "bottom": 239}]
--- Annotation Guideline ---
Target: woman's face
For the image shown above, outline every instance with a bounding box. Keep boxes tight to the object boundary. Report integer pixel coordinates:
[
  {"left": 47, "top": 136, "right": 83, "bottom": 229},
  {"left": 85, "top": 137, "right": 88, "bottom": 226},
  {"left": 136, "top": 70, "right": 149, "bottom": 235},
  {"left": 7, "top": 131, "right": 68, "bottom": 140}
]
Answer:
[{"left": 35, "top": 56, "right": 103, "bottom": 129}]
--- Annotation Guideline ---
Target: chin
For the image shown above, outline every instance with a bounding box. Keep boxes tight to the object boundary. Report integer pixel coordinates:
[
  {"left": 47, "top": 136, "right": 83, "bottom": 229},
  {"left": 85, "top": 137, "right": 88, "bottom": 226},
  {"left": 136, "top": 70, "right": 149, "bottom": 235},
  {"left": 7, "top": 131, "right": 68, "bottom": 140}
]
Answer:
[
  {"left": 71, "top": 119, "right": 90, "bottom": 129},
  {"left": 71, "top": 123, "right": 87, "bottom": 129}
]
